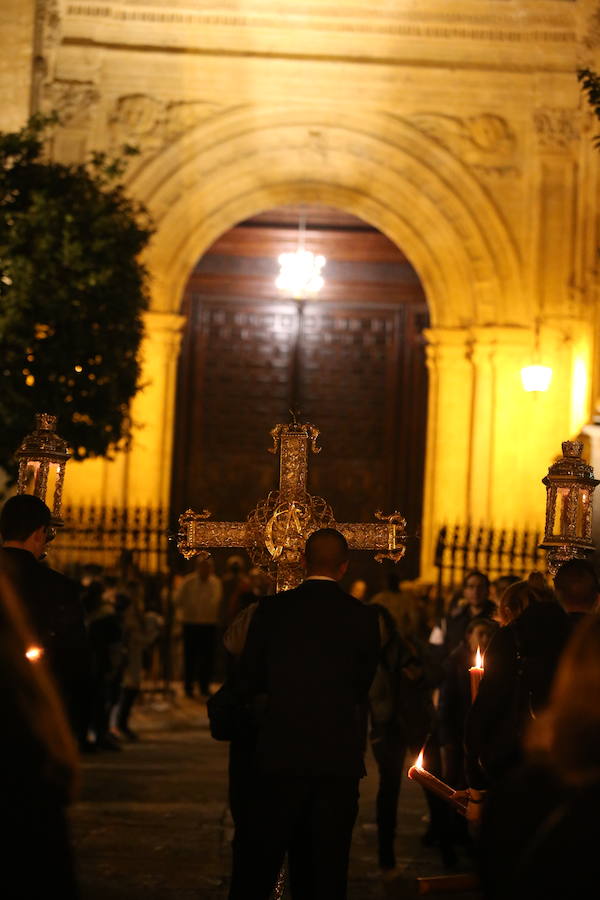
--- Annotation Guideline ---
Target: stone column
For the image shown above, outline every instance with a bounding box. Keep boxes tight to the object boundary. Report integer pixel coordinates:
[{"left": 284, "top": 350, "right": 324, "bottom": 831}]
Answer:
[
  {"left": 419, "top": 322, "right": 589, "bottom": 581},
  {"left": 125, "top": 311, "right": 186, "bottom": 507},
  {"left": 420, "top": 327, "right": 473, "bottom": 580}
]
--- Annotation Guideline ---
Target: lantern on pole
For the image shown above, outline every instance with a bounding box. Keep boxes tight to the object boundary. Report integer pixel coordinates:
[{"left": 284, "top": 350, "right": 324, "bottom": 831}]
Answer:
[
  {"left": 539, "top": 440, "right": 599, "bottom": 574},
  {"left": 15, "top": 414, "right": 70, "bottom": 533}
]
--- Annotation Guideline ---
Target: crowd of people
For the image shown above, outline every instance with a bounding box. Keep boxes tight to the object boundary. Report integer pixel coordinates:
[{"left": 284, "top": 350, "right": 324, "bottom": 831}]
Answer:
[
  {"left": 358, "top": 560, "right": 600, "bottom": 897},
  {"left": 1, "top": 490, "right": 599, "bottom": 899},
  {"left": 216, "top": 546, "right": 600, "bottom": 899}
]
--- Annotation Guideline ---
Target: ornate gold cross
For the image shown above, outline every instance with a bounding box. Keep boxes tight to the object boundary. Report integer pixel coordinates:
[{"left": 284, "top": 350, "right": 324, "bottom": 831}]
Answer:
[{"left": 177, "top": 419, "right": 407, "bottom": 590}]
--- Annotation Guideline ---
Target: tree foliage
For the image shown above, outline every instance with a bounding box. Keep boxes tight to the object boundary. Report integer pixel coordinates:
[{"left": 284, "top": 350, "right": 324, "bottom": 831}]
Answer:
[
  {"left": 578, "top": 68, "right": 600, "bottom": 148},
  {"left": 0, "top": 114, "right": 152, "bottom": 474}
]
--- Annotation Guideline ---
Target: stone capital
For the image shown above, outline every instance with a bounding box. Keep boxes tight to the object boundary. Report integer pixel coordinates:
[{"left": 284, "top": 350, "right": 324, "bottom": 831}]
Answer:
[
  {"left": 423, "top": 327, "right": 471, "bottom": 368},
  {"left": 142, "top": 311, "right": 186, "bottom": 355}
]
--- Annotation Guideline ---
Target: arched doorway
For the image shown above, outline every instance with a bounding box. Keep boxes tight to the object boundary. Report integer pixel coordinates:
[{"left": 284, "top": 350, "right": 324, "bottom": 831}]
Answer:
[{"left": 171, "top": 205, "right": 429, "bottom": 583}]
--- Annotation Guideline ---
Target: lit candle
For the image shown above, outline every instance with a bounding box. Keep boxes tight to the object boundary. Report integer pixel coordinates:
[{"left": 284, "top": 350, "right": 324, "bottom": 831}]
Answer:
[
  {"left": 25, "top": 645, "right": 44, "bottom": 662},
  {"left": 469, "top": 646, "right": 484, "bottom": 703},
  {"left": 407, "top": 751, "right": 468, "bottom": 815}
]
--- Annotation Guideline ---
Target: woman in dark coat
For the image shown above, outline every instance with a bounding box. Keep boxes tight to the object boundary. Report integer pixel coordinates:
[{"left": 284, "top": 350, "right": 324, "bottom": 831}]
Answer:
[{"left": 0, "top": 569, "right": 80, "bottom": 898}]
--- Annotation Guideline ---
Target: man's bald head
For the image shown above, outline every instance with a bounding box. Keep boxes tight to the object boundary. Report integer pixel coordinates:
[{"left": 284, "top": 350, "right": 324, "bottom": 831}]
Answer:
[
  {"left": 304, "top": 529, "right": 349, "bottom": 579},
  {"left": 554, "top": 558, "right": 600, "bottom": 614}
]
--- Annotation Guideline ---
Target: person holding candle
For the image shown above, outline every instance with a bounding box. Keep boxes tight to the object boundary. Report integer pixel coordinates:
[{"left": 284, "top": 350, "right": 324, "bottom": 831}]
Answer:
[
  {"left": 438, "top": 618, "right": 497, "bottom": 789},
  {"left": 464, "top": 579, "right": 569, "bottom": 819},
  {"left": 0, "top": 494, "right": 91, "bottom": 748},
  {"left": 0, "top": 568, "right": 80, "bottom": 897}
]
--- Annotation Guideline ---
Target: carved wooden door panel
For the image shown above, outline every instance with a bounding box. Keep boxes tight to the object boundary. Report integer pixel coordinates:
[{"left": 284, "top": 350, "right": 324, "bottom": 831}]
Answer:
[{"left": 172, "top": 295, "right": 429, "bottom": 579}]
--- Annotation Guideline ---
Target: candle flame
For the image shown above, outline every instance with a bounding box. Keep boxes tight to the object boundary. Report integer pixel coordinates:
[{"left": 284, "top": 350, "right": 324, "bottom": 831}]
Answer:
[
  {"left": 416, "top": 749, "right": 424, "bottom": 769},
  {"left": 475, "top": 646, "right": 483, "bottom": 668},
  {"left": 25, "top": 646, "right": 43, "bottom": 662}
]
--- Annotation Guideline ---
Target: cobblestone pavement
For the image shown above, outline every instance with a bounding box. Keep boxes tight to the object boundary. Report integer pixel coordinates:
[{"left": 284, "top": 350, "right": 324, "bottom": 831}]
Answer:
[{"left": 71, "top": 693, "right": 480, "bottom": 900}]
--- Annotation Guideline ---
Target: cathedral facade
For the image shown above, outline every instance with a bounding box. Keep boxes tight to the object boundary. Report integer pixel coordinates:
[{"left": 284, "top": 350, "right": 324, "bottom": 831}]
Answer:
[{"left": 2, "top": 0, "right": 599, "bottom": 577}]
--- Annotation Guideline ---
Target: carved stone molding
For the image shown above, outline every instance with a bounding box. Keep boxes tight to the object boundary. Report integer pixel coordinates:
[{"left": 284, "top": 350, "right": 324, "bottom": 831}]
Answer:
[
  {"left": 64, "top": 2, "right": 576, "bottom": 46},
  {"left": 108, "top": 94, "right": 224, "bottom": 156},
  {"left": 582, "top": 3, "right": 600, "bottom": 50},
  {"left": 411, "top": 112, "right": 516, "bottom": 154},
  {"left": 534, "top": 108, "right": 579, "bottom": 151}
]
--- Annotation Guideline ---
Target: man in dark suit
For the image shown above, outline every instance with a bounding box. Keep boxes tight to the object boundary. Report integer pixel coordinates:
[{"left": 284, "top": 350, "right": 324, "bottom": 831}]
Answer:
[
  {"left": 554, "top": 558, "right": 599, "bottom": 626},
  {"left": 0, "top": 494, "right": 90, "bottom": 745},
  {"left": 229, "top": 528, "right": 380, "bottom": 900}
]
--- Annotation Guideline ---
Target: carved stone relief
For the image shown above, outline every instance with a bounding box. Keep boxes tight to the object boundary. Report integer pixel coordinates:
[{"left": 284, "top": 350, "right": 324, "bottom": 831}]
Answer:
[
  {"left": 582, "top": 3, "right": 600, "bottom": 50},
  {"left": 533, "top": 108, "right": 579, "bottom": 151},
  {"left": 42, "top": 79, "right": 100, "bottom": 128},
  {"left": 408, "top": 112, "right": 520, "bottom": 176},
  {"left": 108, "top": 94, "right": 225, "bottom": 156}
]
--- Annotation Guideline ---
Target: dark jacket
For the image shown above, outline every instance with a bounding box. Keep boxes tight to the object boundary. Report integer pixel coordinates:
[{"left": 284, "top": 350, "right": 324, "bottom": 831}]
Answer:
[
  {"left": 438, "top": 642, "right": 473, "bottom": 749},
  {"left": 240, "top": 579, "right": 380, "bottom": 778},
  {"left": 0, "top": 547, "right": 90, "bottom": 739},
  {"left": 465, "top": 601, "right": 569, "bottom": 789},
  {"left": 369, "top": 609, "right": 437, "bottom": 751}
]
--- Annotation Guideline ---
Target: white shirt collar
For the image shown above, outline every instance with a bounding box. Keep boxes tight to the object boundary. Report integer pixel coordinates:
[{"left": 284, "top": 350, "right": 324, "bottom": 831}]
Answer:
[{"left": 305, "top": 575, "right": 337, "bottom": 582}]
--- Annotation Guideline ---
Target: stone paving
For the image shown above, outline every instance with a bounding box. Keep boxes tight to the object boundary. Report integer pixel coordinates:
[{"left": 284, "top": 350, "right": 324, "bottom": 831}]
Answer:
[{"left": 71, "top": 693, "right": 480, "bottom": 900}]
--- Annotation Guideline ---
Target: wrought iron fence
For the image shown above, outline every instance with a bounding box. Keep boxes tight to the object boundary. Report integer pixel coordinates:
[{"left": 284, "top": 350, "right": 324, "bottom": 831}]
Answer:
[
  {"left": 434, "top": 524, "right": 546, "bottom": 590},
  {"left": 48, "top": 503, "right": 171, "bottom": 575}
]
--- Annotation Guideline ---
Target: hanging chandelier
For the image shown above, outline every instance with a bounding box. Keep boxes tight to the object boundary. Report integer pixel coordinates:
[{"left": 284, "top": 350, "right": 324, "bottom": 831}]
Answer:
[
  {"left": 275, "top": 210, "right": 326, "bottom": 299},
  {"left": 276, "top": 248, "right": 326, "bottom": 299}
]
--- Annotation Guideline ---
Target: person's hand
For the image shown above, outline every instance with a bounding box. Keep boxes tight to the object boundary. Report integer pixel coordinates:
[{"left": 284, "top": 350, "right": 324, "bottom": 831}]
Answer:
[
  {"left": 465, "top": 788, "right": 486, "bottom": 824},
  {"left": 403, "top": 662, "right": 423, "bottom": 681},
  {"left": 451, "top": 789, "right": 485, "bottom": 823}
]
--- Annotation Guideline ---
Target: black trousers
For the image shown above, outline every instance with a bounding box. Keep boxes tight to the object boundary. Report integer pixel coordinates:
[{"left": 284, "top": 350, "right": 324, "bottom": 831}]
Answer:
[
  {"left": 182, "top": 623, "right": 216, "bottom": 696},
  {"left": 371, "top": 734, "right": 407, "bottom": 869},
  {"left": 229, "top": 772, "right": 360, "bottom": 900}
]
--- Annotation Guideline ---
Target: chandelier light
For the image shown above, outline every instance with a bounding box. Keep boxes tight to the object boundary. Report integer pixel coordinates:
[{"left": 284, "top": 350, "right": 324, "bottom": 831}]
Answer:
[{"left": 276, "top": 248, "right": 326, "bottom": 299}]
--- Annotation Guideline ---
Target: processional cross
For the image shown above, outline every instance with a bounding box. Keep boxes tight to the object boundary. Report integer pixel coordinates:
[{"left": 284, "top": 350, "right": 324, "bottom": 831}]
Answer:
[{"left": 178, "top": 419, "right": 408, "bottom": 590}]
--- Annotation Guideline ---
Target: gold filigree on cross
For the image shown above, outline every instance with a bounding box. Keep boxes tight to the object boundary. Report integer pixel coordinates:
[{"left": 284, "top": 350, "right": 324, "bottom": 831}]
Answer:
[{"left": 177, "top": 420, "right": 408, "bottom": 590}]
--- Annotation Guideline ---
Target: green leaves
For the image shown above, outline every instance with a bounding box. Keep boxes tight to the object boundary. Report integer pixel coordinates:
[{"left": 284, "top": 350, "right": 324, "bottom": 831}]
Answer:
[
  {"left": 578, "top": 68, "right": 600, "bottom": 149},
  {"left": 0, "top": 115, "right": 152, "bottom": 475}
]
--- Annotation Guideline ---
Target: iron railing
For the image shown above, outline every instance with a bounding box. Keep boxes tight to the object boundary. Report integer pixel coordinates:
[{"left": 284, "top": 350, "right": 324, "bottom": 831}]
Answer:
[
  {"left": 434, "top": 524, "right": 546, "bottom": 590},
  {"left": 48, "top": 504, "right": 171, "bottom": 575}
]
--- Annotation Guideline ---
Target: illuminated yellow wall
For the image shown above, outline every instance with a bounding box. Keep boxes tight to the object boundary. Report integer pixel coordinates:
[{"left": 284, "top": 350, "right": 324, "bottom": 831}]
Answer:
[{"left": 2, "top": 2, "right": 599, "bottom": 579}]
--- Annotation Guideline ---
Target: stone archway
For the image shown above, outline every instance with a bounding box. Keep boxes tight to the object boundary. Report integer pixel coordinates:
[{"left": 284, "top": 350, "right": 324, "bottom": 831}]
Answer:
[
  {"left": 116, "top": 105, "right": 535, "bottom": 578},
  {"left": 131, "top": 105, "right": 523, "bottom": 327}
]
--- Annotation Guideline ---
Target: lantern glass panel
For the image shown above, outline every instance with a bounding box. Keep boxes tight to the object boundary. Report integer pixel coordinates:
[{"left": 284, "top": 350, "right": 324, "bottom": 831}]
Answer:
[
  {"left": 24, "top": 461, "right": 41, "bottom": 494},
  {"left": 577, "top": 488, "right": 590, "bottom": 538},
  {"left": 556, "top": 487, "right": 571, "bottom": 536},
  {"left": 47, "top": 462, "right": 60, "bottom": 512}
]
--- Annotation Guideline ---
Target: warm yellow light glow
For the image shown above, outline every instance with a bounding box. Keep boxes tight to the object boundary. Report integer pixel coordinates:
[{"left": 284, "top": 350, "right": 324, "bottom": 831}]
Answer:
[
  {"left": 25, "top": 645, "right": 44, "bottom": 662},
  {"left": 475, "top": 646, "right": 483, "bottom": 668},
  {"left": 415, "top": 749, "right": 424, "bottom": 769},
  {"left": 520, "top": 365, "right": 552, "bottom": 392},
  {"left": 571, "top": 357, "right": 588, "bottom": 434},
  {"left": 275, "top": 249, "right": 326, "bottom": 299}
]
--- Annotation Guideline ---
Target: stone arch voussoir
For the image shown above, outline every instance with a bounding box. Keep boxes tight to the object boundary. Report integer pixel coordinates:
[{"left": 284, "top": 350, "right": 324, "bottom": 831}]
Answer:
[{"left": 129, "top": 107, "right": 523, "bottom": 327}]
